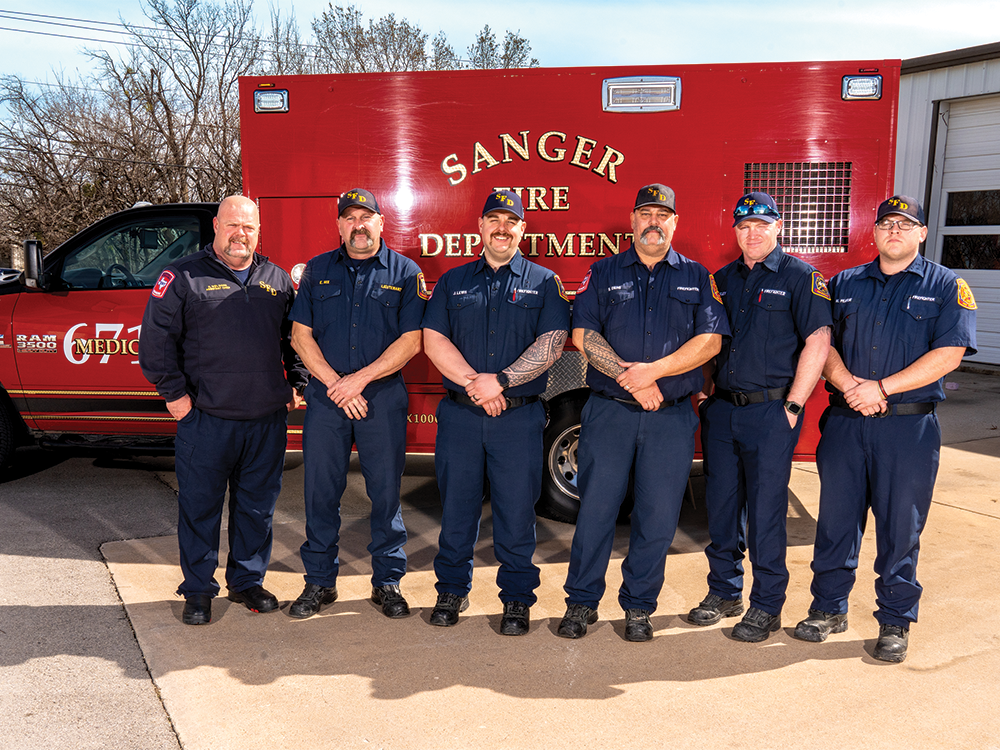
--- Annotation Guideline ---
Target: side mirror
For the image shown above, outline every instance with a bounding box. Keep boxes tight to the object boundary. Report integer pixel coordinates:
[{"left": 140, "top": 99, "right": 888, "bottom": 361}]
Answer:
[{"left": 22, "top": 240, "right": 48, "bottom": 290}]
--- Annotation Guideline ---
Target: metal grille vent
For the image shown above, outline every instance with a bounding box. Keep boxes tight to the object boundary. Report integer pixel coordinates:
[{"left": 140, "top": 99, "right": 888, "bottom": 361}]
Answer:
[{"left": 743, "top": 162, "right": 851, "bottom": 253}]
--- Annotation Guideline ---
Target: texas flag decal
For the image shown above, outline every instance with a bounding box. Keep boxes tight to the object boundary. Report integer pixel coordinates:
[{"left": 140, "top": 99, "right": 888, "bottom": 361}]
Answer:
[{"left": 152, "top": 270, "right": 175, "bottom": 299}]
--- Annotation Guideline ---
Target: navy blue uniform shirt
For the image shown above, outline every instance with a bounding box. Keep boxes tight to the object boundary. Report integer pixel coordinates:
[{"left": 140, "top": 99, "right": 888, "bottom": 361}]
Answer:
[
  {"left": 828, "top": 253, "right": 977, "bottom": 403},
  {"left": 421, "top": 251, "right": 570, "bottom": 398},
  {"left": 713, "top": 244, "right": 833, "bottom": 391},
  {"left": 139, "top": 245, "right": 308, "bottom": 420},
  {"left": 572, "top": 245, "right": 730, "bottom": 402},
  {"left": 290, "top": 240, "right": 426, "bottom": 405}
]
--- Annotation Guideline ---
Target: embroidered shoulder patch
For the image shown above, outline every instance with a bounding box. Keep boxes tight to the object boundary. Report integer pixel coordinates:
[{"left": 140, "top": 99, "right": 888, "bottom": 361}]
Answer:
[
  {"left": 417, "top": 272, "right": 430, "bottom": 300},
  {"left": 709, "top": 274, "right": 723, "bottom": 304},
  {"left": 956, "top": 278, "right": 977, "bottom": 310},
  {"left": 811, "top": 271, "right": 831, "bottom": 300},
  {"left": 577, "top": 270, "right": 592, "bottom": 294},
  {"left": 152, "top": 270, "right": 175, "bottom": 299},
  {"left": 553, "top": 274, "right": 570, "bottom": 301}
]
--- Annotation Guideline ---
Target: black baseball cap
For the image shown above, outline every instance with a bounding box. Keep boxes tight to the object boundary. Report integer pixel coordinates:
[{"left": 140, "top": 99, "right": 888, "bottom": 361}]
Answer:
[
  {"left": 338, "top": 188, "right": 380, "bottom": 216},
  {"left": 876, "top": 195, "right": 925, "bottom": 225},
  {"left": 482, "top": 189, "right": 524, "bottom": 220},
  {"left": 634, "top": 184, "right": 676, "bottom": 212},
  {"left": 733, "top": 192, "right": 781, "bottom": 227}
]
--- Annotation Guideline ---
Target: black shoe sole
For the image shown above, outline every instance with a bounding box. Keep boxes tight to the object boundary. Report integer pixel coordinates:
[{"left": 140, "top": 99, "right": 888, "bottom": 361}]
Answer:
[
  {"left": 227, "top": 591, "right": 279, "bottom": 614},
  {"left": 793, "top": 618, "right": 848, "bottom": 643},
  {"left": 500, "top": 619, "right": 529, "bottom": 636},
  {"left": 288, "top": 591, "right": 337, "bottom": 619},
  {"left": 687, "top": 602, "right": 744, "bottom": 626},
  {"left": 732, "top": 618, "right": 781, "bottom": 643}
]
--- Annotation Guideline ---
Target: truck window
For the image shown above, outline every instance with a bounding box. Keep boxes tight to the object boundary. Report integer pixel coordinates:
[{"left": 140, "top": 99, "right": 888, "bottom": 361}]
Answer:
[{"left": 59, "top": 217, "right": 201, "bottom": 289}]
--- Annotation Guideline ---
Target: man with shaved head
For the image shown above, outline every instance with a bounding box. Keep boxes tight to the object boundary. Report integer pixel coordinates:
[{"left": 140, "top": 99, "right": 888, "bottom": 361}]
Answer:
[{"left": 140, "top": 195, "right": 307, "bottom": 626}]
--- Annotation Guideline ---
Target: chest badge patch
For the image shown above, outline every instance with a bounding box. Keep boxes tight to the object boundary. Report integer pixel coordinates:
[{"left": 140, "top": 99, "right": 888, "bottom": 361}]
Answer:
[
  {"left": 554, "top": 274, "right": 570, "bottom": 301},
  {"left": 811, "top": 271, "right": 831, "bottom": 300},
  {"left": 956, "top": 278, "right": 977, "bottom": 310},
  {"left": 417, "top": 272, "right": 430, "bottom": 300},
  {"left": 152, "top": 270, "right": 175, "bottom": 299},
  {"left": 709, "top": 274, "right": 723, "bottom": 304}
]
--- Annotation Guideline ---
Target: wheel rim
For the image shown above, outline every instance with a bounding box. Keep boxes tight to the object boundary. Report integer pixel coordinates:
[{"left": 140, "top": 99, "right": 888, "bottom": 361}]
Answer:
[{"left": 547, "top": 423, "right": 580, "bottom": 500}]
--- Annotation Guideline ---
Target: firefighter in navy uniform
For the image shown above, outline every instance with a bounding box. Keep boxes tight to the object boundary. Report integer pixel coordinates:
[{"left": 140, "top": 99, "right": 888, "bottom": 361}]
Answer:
[
  {"left": 793, "top": 196, "right": 977, "bottom": 662},
  {"left": 558, "top": 184, "right": 729, "bottom": 642},
  {"left": 689, "top": 192, "right": 831, "bottom": 642},
  {"left": 139, "top": 195, "right": 308, "bottom": 626},
  {"left": 288, "top": 189, "right": 427, "bottom": 620},
  {"left": 421, "top": 189, "right": 570, "bottom": 636}
]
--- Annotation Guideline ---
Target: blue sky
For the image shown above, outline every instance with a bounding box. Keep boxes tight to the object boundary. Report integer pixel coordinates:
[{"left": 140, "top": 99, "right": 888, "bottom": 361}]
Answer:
[{"left": 1, "top": 0, "right": 998, "bottom": 83}]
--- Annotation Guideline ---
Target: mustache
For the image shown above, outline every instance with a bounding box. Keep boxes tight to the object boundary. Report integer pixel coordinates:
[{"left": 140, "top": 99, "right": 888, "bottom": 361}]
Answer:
[{"left": 640, "top": 226, "right": 666, "bottom": 243}]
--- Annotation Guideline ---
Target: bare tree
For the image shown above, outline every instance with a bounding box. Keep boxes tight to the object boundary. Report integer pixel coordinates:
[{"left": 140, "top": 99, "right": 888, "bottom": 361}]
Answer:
[
  {"left": 467, "top": 25, "right": 500, "bottom": 69},
  {"left": 311, "top": 5, "right": 436, "bottom": 73}
]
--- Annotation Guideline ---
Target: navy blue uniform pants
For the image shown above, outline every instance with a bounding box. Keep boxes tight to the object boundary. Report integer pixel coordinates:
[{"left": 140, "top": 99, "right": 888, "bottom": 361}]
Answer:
[
  {"left": 810, "top": 408, "right": 940, "bottom": 628},
  {"left": 433, "top": 397, "right": 545, "bottom": 605},
  {"left": 701, "top": 396, "right": 803, "bottom": 615},
  {"left": 564, "top": 394, "right": 698, "bottom": 613},
  {"left": 300, "top": 379, "right": 408, "bottom": 588},
  {"left": 174, "top": 407, "right": 287, "bottom": 598}
]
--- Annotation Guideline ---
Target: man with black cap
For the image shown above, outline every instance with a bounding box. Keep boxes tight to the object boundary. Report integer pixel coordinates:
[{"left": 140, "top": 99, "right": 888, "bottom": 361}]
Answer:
[
  {"left": 557, "top": 184, "right": 728, "bottom": 642},
  {"left": 421, "top": 189, "right": 570, "bottom": 634},
  {"left": 793, "top": 195, "right": 977, "bottom": 662},
  {"left": 688, "top": 191, "right": 832, "bottom": 642},
  {"left": 288, "top": 188, "right": 428, "bottom": 619}
]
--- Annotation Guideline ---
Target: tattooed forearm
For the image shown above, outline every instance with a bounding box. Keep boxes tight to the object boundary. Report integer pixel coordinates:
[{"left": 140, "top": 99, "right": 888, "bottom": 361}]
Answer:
[
  {"left": 581, "top": 329, "right": 625, "bottom": 378},
  {"left": 504, "top": 330, "right": 568, "bottom": 387}
]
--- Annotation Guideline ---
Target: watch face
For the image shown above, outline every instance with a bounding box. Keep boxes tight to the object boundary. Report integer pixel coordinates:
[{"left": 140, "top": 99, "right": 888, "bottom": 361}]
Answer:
[
  {"left": 785, "top": 401, "right": 803, "bottom": 415},
  {"left": 496, "top": 372, "right": 509, "bottom": 388}
]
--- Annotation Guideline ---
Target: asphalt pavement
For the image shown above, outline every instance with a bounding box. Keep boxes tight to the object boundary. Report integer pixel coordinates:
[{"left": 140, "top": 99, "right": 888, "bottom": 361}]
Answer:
[{"left": 1, "top": 367, "right": 998, "bottom": 749}]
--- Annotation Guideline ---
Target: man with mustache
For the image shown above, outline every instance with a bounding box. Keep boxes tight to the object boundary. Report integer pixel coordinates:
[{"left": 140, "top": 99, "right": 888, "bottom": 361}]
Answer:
[
  {"left": 558, "top": 184, "right": 728, "bottom": 641},
  {"left": 139, "top": 196, "right": 308, "bottom": 625},
  {"left": 422, "top": 189, "right": 570, "bottom": 635},
  {"left": 792, "top": 196, "right": 977, "bottom": 662},
  {"left": 288, "top": 189, "right": 428, "bottom": 619},
  {"left": 690, "top": 192, "right": 831, "bottom": 642}
]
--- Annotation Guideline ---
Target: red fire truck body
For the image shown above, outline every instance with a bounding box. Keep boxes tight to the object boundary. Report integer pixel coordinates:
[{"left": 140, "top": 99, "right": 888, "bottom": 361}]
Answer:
[{"left": 1, "top": 61, "right": 898, "bottom": 519}]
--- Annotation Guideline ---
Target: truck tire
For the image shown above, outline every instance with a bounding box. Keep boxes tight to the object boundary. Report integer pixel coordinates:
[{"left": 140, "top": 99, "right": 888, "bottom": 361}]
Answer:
[
  {"left": 0, "top": 397, "right": 17, "bottom": 470},
  {"left": 538, "top": 392, "right": 589, "bottom": 524},
  {"left": 537, "top": 390, "right": 636, "bottom": 525}
]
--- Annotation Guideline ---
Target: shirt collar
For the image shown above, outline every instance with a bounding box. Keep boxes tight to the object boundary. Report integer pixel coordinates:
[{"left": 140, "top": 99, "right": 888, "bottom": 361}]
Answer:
[
  {"left": 737, "top": 244, "right": 784, "bottom": 276},
  {"left": 623, "top": 244, "right": 680, "bottom": 269},
  {"left": 862, "top": 251, "right": 927, "bottom": 282},
  {"left": 334, "top": 239, "right": 389, "bottom": 268},
  {"left": 473, "top": 249, "right": 526, "bottom": 277}
]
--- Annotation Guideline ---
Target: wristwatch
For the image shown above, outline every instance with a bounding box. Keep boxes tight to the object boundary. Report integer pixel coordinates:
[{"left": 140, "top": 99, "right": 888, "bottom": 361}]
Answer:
[
  {"left": 496, "top": 371, "right": 510, "bottom": 391},
  {"left": 784, "top": 400, "right": 803, "bottom": 416}
]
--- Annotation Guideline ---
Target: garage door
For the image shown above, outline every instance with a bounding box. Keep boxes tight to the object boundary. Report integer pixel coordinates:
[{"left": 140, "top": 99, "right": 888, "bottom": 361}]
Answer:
[{"left": 929, "top": 93, "right": 1000, "bottom": 365}]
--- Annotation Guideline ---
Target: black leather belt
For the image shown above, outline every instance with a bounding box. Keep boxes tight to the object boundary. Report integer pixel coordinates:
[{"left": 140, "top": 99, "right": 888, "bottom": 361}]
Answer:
[
  {"left": 830, "top": 393, "right": 936, "bottom": 417},
  {"left": 603, "top": 392, "right": 690, "bottom": 411},
  {"left": 715, "top": 386, "right": 789, "bottom": 407},
  {"left": 447, "top": 390, "right": 539, "bottom": 410},
  {"left": 336, "top": 371, "right": 400, "bottom": 386}
]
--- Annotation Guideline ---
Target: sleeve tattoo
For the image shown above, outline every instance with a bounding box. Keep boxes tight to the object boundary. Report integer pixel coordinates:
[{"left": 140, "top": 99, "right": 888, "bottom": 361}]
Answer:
[
  {"left": 581, "top": 329, "right": 625, "bottom": 378},
  {"left": 504, "top": 330, "right": 568, "bottom": 387}
]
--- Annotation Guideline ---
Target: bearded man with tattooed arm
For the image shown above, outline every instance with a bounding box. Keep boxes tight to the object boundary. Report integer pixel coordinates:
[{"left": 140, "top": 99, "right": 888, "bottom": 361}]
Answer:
[
  {"left": 422, "top": 189, "right": 570, "bottom": 636},
  {"left": 557, "top": 184, "right": 729, "bottom": 642}
]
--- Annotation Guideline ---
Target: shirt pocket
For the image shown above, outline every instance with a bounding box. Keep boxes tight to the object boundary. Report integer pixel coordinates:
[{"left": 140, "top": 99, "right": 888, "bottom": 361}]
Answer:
[
  {"left": 369, "top": 285, "right": 403, "bottom": 334},
  {"left": 832, "top": 299, "right": 860, "bottom": 343},
  {"left": 601, "top": 287, "right": 636, "bottom": 335},
  {"left": 750, "top": 290, "right": 793, "bottom": 341},
  {"left": 901, "top": 297, "right": 941, "bottom": 346},
  {"left": 667, "top": 286, "right": 700, "bottom": 335}
]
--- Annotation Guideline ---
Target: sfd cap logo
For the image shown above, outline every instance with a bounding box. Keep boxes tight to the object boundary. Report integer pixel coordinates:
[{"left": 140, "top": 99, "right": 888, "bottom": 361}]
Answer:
[{"left": 481, "top": 190, "right": 524, "bottom": 220}]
